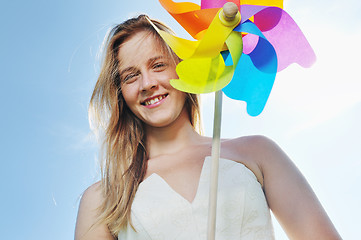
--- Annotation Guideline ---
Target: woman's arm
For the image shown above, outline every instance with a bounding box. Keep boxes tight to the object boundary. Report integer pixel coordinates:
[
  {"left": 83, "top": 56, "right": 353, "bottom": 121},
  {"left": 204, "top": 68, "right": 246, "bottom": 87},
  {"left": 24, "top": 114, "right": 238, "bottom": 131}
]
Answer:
[
  {"left": 253, "top": 136, "right": 341, "bottom": 240},
  {"left": 75, "top": 182, "right": 115, "bottom": 240}
]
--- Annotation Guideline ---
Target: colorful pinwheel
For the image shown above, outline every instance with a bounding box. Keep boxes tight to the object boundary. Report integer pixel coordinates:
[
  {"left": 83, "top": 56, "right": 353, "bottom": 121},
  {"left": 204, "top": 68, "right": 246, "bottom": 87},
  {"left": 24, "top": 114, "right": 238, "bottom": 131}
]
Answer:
[
  {"left": 152, "top": 1, "right": 316, "bottom": 239},
  {"left": 154, "top": 0, "right": 316, "bottom": 116}
]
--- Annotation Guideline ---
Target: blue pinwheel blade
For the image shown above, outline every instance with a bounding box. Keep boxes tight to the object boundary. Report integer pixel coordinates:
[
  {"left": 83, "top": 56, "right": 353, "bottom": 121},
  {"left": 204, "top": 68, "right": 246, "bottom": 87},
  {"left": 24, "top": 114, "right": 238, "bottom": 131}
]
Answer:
[{"left": 222, "top": 20, "right": 278, "bottom": 116}]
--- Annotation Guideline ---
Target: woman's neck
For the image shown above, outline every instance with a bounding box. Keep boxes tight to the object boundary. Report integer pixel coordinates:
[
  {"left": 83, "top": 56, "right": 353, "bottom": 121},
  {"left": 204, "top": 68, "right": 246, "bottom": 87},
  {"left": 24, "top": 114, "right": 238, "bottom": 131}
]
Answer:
[{"left": 145, "top": 108, "right": 204, "bottom": 159}]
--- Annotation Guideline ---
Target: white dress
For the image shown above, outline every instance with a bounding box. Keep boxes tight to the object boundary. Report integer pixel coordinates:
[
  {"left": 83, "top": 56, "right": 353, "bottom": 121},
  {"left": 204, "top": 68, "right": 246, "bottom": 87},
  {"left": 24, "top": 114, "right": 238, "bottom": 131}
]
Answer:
[{"left": 118, "top": 157, "right": 275, "bottom": 239}]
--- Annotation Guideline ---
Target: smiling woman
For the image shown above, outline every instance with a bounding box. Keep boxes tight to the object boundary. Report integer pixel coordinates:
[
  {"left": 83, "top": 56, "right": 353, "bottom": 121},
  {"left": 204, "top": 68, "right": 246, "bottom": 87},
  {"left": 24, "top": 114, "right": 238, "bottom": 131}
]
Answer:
[
  {"left": 75, "top": 15, "right": 201, "bottom": 240},
  {"left": 74, "top": 14, "right": 341, "bottom": 240},
  {"left": 118, "top": 31, "right": 188, "bottom": 128}
]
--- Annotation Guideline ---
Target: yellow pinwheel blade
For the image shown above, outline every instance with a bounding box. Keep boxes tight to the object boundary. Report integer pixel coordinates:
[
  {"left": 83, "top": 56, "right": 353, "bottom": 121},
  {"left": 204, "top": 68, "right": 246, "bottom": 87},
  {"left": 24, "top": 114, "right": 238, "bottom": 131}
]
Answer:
[{"left": 170, "top": 31, "right": 243, "bottom": 94}]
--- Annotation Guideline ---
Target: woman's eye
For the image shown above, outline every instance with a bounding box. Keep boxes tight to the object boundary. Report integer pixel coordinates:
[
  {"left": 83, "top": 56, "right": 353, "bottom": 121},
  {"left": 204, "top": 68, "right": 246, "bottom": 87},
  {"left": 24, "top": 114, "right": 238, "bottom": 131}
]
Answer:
[
  {"left": 153, "top": 62, "right": 167, "bottom": 70},
  {"left": 123, "top": 73, "right": 139, "bottom": 83}
]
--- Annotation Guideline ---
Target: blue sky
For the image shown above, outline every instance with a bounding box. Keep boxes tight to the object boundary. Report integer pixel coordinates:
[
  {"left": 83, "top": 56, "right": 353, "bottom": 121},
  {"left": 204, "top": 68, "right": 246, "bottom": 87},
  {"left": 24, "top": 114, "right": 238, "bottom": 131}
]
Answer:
[{"left": 0, "top": 0, "right": 360, "bottom": 239}]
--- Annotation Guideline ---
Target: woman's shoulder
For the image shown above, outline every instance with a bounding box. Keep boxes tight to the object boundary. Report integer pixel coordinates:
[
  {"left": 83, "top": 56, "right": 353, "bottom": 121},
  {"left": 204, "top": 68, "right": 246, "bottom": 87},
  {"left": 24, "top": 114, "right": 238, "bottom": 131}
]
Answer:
[
  {"left": 224, "top": 135, "right": 282, "bottom": 160},
  {"left": 75, "top": 181, "right": 114, "bottom": 240},
  {"left": 80, "top": 181, "right": 103, "bottom": 205},
  {"left": 221, "top": 135, "right": 284, "bottom": 186},
  {"left": 226, "top": 134, "right": 276, "bottom": 147},
  {"left": 77, "top": 181, "right": 105, "bottom": 221}
]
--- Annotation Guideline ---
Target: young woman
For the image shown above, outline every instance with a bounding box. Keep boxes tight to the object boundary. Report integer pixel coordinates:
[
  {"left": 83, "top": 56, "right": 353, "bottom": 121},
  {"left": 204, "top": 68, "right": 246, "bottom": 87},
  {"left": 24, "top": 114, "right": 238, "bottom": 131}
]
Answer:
[{"left": 75, "top": 15, "right": 341, "bottom": 240}]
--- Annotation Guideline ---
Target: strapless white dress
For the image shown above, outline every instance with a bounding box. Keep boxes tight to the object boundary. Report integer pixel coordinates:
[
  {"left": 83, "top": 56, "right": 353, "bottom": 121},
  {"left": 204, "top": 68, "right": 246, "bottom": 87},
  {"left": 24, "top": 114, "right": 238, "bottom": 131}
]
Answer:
[{"left": 118, "top": 157, "right": 274, "bottom": 239}]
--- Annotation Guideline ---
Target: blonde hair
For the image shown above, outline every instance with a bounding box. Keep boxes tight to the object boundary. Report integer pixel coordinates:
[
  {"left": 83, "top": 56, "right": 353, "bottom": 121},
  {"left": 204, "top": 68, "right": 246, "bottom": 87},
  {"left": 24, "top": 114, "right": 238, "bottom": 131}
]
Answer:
[{"left": 89, "top": 15, "right": 201, "bottom": 237}]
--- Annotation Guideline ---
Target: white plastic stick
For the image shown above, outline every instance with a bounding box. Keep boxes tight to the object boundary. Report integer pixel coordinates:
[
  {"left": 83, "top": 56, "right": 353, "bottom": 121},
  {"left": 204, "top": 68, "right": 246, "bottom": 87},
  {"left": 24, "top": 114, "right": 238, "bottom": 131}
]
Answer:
[
  {"left": 206, "top": 3, "right": 238, "bottom": 239},
  {"left": 207, "top": 90, "right": 222, "bottom": 240}
]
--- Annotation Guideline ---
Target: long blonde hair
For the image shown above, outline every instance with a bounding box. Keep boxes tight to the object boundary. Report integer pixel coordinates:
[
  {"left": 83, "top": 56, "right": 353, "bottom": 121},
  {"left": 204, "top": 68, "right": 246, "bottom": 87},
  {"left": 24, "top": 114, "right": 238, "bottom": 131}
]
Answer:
[{"left": 89, "top": 15, "right": 201, "bottom": 237}]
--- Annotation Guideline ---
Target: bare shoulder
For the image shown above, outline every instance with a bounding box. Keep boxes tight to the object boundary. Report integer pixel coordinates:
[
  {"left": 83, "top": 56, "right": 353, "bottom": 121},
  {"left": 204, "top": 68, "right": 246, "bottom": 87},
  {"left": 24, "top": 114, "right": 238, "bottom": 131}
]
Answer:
[
  {"left": 75, "top": 181, "right": 115, "bottom": 240},
  {"left": 222, "top": 135, "right": 284, "bottom": 186},
  {"left": 229, "top": 135, "right": 283, "bottom": 157},
  {"left": 81, "top": 181, "right": 103, "bottom": 205},
  {"left": 229, "top": 136, "right": 342, "bottom": 239},
  {"left": 226, "top": 135, "right": 341, "bottom": 239}
]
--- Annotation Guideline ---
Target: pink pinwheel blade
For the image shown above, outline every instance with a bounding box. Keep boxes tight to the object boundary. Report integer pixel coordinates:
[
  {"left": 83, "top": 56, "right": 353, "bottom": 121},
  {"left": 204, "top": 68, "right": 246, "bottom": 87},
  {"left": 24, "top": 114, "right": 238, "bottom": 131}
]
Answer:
[
  {"left": 201, "top": 0, "right": 239, "bottom": 9},
  {"left": 254, "top": 7, "right": 316, "bottom": 71}
]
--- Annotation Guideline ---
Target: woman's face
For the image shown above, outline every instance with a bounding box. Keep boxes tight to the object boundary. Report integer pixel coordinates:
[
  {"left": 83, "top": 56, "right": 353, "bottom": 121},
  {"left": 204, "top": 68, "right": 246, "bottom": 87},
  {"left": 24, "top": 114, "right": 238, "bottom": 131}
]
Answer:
[{"left": 118, "top": 31, "right": 187, "bottom": 128}]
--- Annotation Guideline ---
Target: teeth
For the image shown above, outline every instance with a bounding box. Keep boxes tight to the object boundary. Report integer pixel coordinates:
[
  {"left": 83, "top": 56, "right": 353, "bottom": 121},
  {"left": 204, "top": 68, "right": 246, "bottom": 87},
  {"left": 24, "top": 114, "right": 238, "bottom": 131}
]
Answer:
[{"left": 144, "top": 95, "right": 165, "bottom": 106}]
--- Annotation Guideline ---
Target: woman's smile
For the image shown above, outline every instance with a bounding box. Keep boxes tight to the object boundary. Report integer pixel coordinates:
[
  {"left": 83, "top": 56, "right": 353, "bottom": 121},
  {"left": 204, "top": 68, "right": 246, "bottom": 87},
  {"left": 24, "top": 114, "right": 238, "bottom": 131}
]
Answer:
[{"left": 141, "top": 94, "right": 168, "bottom": 108}]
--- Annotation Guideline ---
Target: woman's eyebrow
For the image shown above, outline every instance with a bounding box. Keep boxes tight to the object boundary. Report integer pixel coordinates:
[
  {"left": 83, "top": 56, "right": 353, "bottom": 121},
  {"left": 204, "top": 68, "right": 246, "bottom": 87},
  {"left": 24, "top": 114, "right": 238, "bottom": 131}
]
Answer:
[
  {"left": 119, "top": 66, "right": 136, "bottom": 77},
  {"left": 148, "top": 55, "right": 165, "bottom": 65}
]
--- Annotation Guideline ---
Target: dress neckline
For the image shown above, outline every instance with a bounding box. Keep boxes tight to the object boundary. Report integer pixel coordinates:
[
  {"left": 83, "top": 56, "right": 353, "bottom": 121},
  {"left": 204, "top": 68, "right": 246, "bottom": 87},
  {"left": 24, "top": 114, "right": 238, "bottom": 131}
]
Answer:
[
  {"left": 139, "top": 157, "right": 258, "bottom": 205},
  {"left": 141, "top": 156, "right": 210, "bottom": 205}
]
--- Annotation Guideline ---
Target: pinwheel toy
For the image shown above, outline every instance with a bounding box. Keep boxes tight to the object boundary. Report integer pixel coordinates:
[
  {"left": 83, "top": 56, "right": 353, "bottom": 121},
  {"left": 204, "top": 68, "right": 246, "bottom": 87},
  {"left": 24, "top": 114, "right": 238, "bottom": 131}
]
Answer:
[{"left": 151, "top": 0, "right": 316, "bottom": 239}]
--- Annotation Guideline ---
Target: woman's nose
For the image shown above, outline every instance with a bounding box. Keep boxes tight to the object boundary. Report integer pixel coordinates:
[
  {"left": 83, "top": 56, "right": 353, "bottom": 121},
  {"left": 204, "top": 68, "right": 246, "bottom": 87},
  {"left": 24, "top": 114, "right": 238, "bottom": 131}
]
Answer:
[{"left": 140, "top": 72, "right": 158, "bottom": 92}]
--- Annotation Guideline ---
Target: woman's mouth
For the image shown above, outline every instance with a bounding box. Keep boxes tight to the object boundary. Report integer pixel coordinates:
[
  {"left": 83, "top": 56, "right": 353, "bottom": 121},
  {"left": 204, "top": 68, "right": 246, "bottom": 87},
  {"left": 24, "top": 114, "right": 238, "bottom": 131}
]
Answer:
[{"left": 141, "top": 94, "right": 168, "bottom": 107}]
